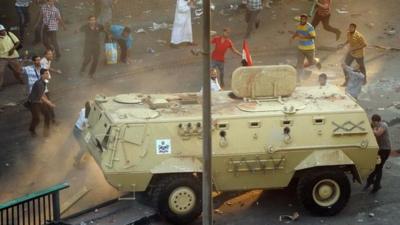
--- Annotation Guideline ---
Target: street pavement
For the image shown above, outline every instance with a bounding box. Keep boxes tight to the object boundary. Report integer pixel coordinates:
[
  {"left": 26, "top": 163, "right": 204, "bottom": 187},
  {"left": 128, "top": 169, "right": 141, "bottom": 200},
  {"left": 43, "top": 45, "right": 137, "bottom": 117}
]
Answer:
[{"left": 1, "top": 0, "right": 400, "bottom": 223}]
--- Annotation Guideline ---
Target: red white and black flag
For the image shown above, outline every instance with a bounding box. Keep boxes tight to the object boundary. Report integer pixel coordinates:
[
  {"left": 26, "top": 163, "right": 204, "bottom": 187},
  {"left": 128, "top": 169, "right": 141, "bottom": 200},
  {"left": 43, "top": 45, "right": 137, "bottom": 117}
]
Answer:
[{"left": 242, "top": 39, "right": 253, "bottom": 66}]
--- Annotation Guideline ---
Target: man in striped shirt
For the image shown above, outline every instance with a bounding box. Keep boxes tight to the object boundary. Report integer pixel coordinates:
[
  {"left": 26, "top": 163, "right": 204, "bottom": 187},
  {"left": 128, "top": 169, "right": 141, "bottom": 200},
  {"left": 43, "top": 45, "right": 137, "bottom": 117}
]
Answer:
[
  {"left": 291, "top": 14, "right": 321, "bottom": 80},
  {"left": 311, "top": 0, "right": 341, "bottom": 41},
  {"left": 338, "top": 23, "right": 367, "bottom": 85}
]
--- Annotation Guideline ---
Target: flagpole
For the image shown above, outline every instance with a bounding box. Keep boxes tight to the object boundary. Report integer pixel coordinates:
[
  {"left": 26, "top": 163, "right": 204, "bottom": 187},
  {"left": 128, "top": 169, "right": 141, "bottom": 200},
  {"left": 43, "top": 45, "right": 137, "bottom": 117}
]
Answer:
[{"left": 201, "top": 0, "right": 212, "bottom": 224}]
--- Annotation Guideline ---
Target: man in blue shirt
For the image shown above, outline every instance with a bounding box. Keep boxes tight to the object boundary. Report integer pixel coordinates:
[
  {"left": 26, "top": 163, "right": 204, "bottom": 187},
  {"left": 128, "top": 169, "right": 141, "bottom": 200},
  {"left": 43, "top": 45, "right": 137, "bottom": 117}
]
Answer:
[{"left": 109, "top": 24, "right": 132, "bottom": 64}]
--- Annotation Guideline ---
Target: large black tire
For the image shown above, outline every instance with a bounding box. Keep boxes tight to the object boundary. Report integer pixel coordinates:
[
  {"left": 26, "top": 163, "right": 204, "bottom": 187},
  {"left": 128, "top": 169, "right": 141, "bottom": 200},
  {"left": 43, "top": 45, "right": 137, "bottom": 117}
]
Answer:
[
  {"left": 151, "top": 174, "right": 202, "bottom": 224},
  {"left": 297, "top": 169, "right": 351, "bottom": 216}
]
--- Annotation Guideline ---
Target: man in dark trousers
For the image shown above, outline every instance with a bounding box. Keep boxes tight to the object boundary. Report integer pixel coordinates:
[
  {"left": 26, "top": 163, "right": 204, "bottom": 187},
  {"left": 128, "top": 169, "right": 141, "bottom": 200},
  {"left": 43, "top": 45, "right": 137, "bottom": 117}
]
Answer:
[
  {"left": 245, "top": 0, "right": 263, "bottom": 39},
  {"left": 311, "top": 0, "right": 341, "bottom": 41},
  {"left": 109, "top": 24, "right": 133, "bottom": 64},
  {"left": 28, "top": 68, "right": 56, "bottom": 137},
  {"left": 338, "top": 23, "right": 367, "bottom": 85},
  {"left": 364, "top": 114, "right": 392, "bottom": 193},
  {"left": 77, "top": 15, "right": 104, "bottom": 77},
  {"left": 36, "top": 0, "right": 66, "bottom": 59}
]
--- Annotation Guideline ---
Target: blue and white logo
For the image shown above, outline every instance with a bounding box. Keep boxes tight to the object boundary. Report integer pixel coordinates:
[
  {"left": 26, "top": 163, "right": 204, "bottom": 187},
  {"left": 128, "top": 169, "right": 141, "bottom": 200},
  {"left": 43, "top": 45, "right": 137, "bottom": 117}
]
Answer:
[{"left": 156, "top": 139, "right": 172, "bottom": 154}]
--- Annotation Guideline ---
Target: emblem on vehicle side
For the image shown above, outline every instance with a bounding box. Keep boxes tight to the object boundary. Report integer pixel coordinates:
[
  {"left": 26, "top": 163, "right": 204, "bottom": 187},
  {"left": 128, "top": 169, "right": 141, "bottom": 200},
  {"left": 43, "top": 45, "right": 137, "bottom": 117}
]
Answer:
[{"left": 156, "top": 139, "right": 172, "bottom": 154}]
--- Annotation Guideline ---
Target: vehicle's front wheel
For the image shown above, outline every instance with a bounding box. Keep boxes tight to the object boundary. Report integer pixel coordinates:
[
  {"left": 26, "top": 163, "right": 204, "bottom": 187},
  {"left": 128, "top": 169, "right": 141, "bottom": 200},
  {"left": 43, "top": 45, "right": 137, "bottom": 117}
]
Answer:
[
  {"left": 152, "top": 175, "right": 202, "bottom": 224},
  {"left": 297, "top": 169, "right": 351, "bottom": 216}
]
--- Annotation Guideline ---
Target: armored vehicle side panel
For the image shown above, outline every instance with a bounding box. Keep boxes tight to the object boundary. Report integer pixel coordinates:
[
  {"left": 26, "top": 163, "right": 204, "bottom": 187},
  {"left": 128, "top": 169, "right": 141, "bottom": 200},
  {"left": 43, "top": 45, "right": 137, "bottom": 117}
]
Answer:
[{"left": 82, "top": 79, "right": 378, "bottom": 224}]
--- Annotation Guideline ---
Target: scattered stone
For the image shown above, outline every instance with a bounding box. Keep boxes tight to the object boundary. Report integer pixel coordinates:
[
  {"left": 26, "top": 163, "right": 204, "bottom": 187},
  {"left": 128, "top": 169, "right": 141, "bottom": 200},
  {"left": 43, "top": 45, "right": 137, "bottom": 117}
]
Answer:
[
  {"left": 135, "top": 28, "right": 145, "bottom": 33},
  {"left": 80, "top": 222, "right": 87, "bottom": 225},
  {"left": 4, "top": 102, "right": 17, "bottom": 107},
  {"left": 147, "top": 48, "right": 155, "bottom": 54},
  {"left": 149, "top": 22, "right": 168, "bottom": 31},
  {"left": 367, "top": 22, "right": 375, "bottom": 28},
  {"left": 377, "top": 107, "right": 385, "bottom": 111},
  {"left": 357, "top": 218, "right": 364, "bottom": 223},
  {"left": 385, "top": 28, "right": 396, "bottom": 35},
  {"left": 290, "top": 8, "right": 300, "bottom": 11},
  {"left": 214, "top": 209, "right": 224, "bottom": 215},
  {"left": 5, "top": 163, "right": 10, "bottom": 167},
  {"left": 195, "top": 9, "right": 203, "bottom": 16},
  {"left": 225, "top": 201, "right": 233, "bottom": 206},
  {"left": 94, "top": 208, "right": 99, "bottom": 213},
  {"left": 279, "top": 212, "right": 300, "bottom": 222},
  {"left": 369, "top": 212, "right": 375, "bottom": 217},
  {"left": 210, "top": 3, "right": 215, "bottom": 10},
  {"left": 336, "top": 8, "right": 349, "bottom": 14},
  {"left": 229, "top": 4, "right": 239, "bottom": 10},
  {"left": 156, "top": 39, "right": 167, "bottom": 45}
]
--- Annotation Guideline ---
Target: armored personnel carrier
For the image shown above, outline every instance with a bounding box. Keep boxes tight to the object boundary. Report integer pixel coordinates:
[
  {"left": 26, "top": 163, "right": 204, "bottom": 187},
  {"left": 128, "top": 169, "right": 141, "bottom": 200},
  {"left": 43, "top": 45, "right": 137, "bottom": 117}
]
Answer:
[{"left": 82, "top": 65, "right": 378, "bottom": 224}]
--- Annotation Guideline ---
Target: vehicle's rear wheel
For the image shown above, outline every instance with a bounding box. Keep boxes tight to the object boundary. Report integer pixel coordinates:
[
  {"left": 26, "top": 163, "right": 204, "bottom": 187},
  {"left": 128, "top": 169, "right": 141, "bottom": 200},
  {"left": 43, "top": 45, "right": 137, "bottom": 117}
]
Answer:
[
  {"left": 297, "top": 169, "right": 350, "bottom": 216},
  {"left": 151, "top": 175, "right": 202, "bottom": 224}
]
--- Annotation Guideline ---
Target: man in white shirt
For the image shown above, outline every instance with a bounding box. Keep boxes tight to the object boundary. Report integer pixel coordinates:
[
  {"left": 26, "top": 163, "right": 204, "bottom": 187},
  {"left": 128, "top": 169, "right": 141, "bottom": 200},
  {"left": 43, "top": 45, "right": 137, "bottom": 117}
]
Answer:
[
  {"left": 171, "top": 0, "right": 194, "bottom": 46},
  {"left": 199, "top": 68, "right": 222, "bottom": 94},
  {"left": 73, "top": 102, "right": 90, "bottom": 167},
  {"left": 40, "top": 49, "right": 62, "bottom": 76},
  {"left": 41, "top": 49, "right": 61, "bottom": 124}
]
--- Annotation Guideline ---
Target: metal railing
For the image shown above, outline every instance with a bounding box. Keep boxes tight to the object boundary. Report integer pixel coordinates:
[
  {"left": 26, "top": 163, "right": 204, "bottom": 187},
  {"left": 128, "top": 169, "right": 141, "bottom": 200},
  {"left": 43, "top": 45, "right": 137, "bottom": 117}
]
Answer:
[{"left": 0, "top": 183, "right": 69, "bottom": 225}]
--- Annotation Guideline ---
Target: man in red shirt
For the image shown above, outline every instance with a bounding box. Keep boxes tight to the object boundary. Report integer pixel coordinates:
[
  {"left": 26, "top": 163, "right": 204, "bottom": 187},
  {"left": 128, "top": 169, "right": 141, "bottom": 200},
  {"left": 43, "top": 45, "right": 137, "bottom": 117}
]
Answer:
[
  {"left": 211, "top": 28, "right": 241, "bottom": 87},
  {"left": 311, "top": 0, "right": 341, "bottom": 41}
]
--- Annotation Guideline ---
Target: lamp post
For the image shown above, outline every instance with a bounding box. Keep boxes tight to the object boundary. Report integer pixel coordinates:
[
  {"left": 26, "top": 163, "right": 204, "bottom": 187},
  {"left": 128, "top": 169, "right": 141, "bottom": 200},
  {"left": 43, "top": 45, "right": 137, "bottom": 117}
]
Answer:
[{"left": 201, "top": 0, "right": 212, "bottom": 225}]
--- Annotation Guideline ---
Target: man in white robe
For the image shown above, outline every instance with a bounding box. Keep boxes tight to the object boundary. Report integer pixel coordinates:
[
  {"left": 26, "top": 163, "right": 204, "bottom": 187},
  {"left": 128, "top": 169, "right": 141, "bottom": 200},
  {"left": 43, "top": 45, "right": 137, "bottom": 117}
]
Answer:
[{"left": 171, "top": 0, "right": 193, "bottom": 45}]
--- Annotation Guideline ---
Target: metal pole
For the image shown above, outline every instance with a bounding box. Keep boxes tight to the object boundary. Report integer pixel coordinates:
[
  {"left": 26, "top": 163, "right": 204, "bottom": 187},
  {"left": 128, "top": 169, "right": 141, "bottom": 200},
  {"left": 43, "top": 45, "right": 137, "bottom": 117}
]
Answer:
[
  {"left": 201, "top": 0, "right": 212, "bottom": 225},
  {"left": 52, "top": 192, "right": 61, "bottom": 222}
]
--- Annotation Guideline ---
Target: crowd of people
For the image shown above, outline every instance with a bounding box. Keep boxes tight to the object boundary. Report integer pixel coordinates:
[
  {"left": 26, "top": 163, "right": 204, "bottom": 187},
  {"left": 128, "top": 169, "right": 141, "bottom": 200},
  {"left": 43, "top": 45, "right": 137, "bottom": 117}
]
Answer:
[
  {"left": 0, "top": 0, "right": 135, "bottom": 138},
  {"left": 0, "top": 1, "right": 394, "bottom": 186}
]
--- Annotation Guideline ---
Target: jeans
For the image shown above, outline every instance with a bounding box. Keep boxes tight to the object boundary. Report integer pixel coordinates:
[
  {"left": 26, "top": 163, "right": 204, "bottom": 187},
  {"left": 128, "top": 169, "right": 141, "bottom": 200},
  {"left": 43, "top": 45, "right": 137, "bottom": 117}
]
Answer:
[
  {"left": 367, "top": 149, "right": 390, "bottom": 189},
  {"left": 16, "top": 6, "right": 30, "bottom": 41},
  {"left": 245, "top": 9, "right": 261, "bottom": 38},
  {"left": 73, "top": 126, "right": 86, "bottom": 165},
  {"left": 343, "top": 53, "right": 366, "bottom": 83},
  {"left": 211, "top": 60, "right": 225, "bottom": 87},
  {"left": 43, "top": 29, "right": 61, "bottom": 58}
]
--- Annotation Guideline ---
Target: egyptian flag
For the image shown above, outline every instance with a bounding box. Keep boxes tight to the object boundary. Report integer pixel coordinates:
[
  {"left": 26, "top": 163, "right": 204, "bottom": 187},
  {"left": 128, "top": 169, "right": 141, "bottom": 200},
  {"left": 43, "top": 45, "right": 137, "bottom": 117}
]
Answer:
[{"left": 242, "top": 40, "right": 253, "bottom": 66}]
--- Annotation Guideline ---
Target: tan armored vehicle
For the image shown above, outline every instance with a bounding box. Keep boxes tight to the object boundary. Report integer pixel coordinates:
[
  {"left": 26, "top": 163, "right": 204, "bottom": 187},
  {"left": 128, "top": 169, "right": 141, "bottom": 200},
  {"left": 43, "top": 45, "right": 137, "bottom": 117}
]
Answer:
[{"left": 82, "top": 65, "right": 378, "bottom": 224}]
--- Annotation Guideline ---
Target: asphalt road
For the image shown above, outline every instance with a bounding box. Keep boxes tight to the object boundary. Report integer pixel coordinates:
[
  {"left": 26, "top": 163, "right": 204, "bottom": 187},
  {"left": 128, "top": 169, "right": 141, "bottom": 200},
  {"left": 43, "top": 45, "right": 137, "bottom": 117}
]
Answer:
[{"left": 1, "top": 0, "right": 400, "bottom": 223}]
